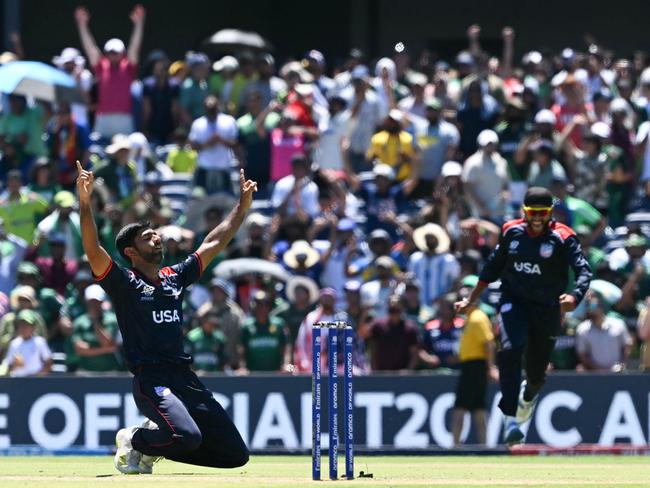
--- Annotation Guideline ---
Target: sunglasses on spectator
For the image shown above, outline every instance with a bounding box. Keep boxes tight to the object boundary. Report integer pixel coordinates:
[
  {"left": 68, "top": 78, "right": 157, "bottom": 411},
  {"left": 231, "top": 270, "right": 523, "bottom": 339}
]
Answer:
[{"left": 523, "top": 206, "right": 553, "bottom": 218}]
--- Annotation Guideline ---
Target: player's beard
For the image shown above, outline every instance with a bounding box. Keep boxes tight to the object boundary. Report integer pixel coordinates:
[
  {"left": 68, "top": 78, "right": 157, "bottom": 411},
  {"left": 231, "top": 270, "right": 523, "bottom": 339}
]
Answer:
[
  {"left": 140, "top": 248, "right": 164, "bottom": 264},
  {"left": 526, "top": 217, "right": 550, "bottom": 235}
]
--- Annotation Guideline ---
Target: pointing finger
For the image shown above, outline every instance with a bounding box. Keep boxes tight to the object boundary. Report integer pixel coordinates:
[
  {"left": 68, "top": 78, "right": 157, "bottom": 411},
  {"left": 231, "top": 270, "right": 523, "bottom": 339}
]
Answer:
[{"left": 76, "top": 160, "right": 83, "bottom": 173}]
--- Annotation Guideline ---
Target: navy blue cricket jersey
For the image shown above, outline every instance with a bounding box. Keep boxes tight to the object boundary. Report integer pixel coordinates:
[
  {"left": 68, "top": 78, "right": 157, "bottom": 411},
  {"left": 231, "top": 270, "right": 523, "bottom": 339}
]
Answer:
[
  {"left": 95, "top": 253, "right": 204, "bottom": 372},
  {"left": 479, "top": 219, "right": 592, "bottom": 306}
]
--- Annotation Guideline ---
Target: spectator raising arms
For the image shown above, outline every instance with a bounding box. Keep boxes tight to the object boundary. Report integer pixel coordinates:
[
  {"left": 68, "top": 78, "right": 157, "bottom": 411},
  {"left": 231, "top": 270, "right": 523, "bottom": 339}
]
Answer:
[{"left": 74, "top": 4, "right": 145, "bottom": 138}]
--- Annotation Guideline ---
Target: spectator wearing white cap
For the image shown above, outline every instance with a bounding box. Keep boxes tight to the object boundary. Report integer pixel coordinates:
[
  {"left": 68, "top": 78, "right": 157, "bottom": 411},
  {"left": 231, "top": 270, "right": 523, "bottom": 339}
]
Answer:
[
  {"left": 571, "top": 123, "right": 610, "bottom": 211},
  {"left": 70, "top": 284, "right": 122, "bottom": 372},
  {"left": 372, "top": 57, "right": 410, "bottom": 115},
  {"left": 52, "top": 47, "right": 93, "bottom": 128},
  {"left": 551, "top": 74, "right": 592, "bottom": 149},
  {"left": 351, "top": 163, "right": 415, "bottom": 240},
  {"left": 210, "top": 55, "right": 240, "bottom": 108},
  {"left": 412, "top": 97, "right": 460, "bottom": 197},
  {"left": 340, "top": 65, "right": 386, "bottom": 172},
  {"left": 181, "top": 52, "right": 212, "bottom": 124},
  {"left": 462, "top": 130, "right": 510, "bottom": 222},
  {"left": 74, "top": 5, "right": 145, "bottom": 138},
  {"left": 512, "top": 108, "right": 562, "bottom": 189}
]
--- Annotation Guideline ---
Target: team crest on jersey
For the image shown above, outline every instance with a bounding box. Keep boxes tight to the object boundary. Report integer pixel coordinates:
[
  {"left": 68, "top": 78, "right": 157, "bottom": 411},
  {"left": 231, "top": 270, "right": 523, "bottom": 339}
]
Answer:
[
  {"left": 509, "top": 240, "right": 519, "bottom": 254},
  {"left": 539, "top": 243, "right": 554, "bottom": 258}
]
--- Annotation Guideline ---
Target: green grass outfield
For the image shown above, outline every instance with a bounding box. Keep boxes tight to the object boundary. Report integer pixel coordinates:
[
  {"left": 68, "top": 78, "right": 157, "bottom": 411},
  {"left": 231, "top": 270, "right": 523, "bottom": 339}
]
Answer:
[{"left": 0, "top": 455, "right": 647, "bottom": 488}]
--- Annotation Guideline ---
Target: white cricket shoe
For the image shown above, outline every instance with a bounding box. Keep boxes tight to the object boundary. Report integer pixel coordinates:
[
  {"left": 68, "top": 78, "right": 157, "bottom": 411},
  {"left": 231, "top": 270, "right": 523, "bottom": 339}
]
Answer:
[
  {"left": 503, "top": 415, "right": 524, "bottom": 446},
  {"left": 138, "top": 419, "right": 164, "bottom": 474},
  {"left": 114, "top": 426, "right": 142, "bottom": 474},
  {"left": 515, "top": 380, "right": 538, "bottom": 425}
]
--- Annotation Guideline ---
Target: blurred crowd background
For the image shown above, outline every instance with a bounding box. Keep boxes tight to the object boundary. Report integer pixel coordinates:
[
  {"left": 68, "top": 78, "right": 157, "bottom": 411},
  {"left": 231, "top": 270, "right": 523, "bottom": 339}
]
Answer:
[{"left": 1, "top": 4, "right": 650, "bottom": 377}]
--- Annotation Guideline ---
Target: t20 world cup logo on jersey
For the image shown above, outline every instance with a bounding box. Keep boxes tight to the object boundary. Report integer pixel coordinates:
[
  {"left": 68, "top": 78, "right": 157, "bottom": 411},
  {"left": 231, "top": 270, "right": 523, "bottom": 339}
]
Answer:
[{"left": 159, "top": 267, "right": 183, "bottom": 300}]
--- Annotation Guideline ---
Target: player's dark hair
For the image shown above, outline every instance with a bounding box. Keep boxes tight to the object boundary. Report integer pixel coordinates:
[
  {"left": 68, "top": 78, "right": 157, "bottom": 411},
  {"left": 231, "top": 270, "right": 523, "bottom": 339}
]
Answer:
[
  {"left": 115, "top": 221, "right": 152, "bottom": 264},
  {"left": 523, "top": 187, "right": 554, "bottom": 207}
]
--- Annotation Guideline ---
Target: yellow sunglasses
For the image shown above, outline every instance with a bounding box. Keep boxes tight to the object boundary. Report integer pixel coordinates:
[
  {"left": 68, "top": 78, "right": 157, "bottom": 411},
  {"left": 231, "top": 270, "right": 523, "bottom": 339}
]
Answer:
[{"left": 522, "top": 206, "right": 553, "bottom": 218}]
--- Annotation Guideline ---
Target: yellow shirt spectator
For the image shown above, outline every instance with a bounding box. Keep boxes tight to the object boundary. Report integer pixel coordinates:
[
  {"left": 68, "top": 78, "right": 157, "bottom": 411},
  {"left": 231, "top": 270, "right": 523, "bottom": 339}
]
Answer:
[
  {"left": 459, "top": 308, "right": 494, "bottom": 362},
  {"left": 166, "top": 146, "right": 198, "bottom": 173},
  {"left": 0, "top": 190, "right": 48, "bottom": 242},
  {"left": 367, "top": 130, "right": 416, "bottom": 181}
]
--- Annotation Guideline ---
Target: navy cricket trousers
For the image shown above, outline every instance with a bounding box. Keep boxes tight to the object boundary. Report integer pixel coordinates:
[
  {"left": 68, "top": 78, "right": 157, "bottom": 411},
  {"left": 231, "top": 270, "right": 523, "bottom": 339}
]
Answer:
[
  {"left": 496, "top": 297, "right": 560, "bottom": 416},
  {"left": 130, "top": 363, "right": 249, "bottom": 468}
]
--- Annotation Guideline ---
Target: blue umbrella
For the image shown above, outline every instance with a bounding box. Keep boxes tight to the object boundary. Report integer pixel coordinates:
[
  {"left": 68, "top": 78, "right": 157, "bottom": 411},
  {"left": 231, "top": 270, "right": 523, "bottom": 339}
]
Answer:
[{"left": 0, "top": 61, "right": 83, "bottom": 103}]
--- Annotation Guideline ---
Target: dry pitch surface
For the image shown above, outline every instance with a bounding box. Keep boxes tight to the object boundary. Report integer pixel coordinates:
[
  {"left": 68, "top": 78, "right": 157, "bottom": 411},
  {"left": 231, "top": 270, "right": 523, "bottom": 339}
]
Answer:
[{"left": 0, "top": 455, "right": 647, "bottom": 488}]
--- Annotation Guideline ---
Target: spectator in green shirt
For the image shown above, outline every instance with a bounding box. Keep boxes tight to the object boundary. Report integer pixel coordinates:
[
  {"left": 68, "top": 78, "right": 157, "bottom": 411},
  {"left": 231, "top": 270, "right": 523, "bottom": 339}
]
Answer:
[
  {"left": 26, "top": 157, "right": 63, "bottom": 203},
  {"left": 0, "top": 171, "right": 49, "bottom": 243},
  {"left": 0, "top": 95, "right": 46, "bottom": 169},
  {"left": 272, "top": 275, "right": 318, "bottom": 361},
  {"left": 239, "top": 290, "right": 289, "bottom": 373},
  {"left": 70, "top": 284, "right": 122, "bottom": 372},
  {"left": 185, "top": 312, "right": 225, "bottom": 373},
  {"left": 61, "top": 269, "right": 94, "bottom": 322},
  {"left": 236, "top": 91, "right": 281, "bottom": 195},
  {"left": 14, "top": 261, "right": 71, "bottom": 353},
  {"left": 180, "top": 52, "right": 210, "bottom": 124},
  {"left": 195, "top": 278, "right": 245, "bottom": 369}
]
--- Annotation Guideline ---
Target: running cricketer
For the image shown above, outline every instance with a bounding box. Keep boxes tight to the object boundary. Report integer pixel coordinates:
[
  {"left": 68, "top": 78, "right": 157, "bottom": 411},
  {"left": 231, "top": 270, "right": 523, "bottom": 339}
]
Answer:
[
  {"left": 76, "top": 161, "right": 257, "bottom": 474},
  {"left": 455, "top": 187, "right": 592, "bottom": 445}
]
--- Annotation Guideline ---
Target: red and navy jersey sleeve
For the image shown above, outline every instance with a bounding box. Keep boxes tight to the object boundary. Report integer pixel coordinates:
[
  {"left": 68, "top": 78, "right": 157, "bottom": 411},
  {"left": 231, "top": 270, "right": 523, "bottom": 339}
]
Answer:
[
  {"left": 479, "top": 219, "right": 522, "bottom": 285},
  {"left": 564, "top": 234, "right": 592, "bottom": 305},
  {"left": 168, "top": 253, "right": 203, "bottom": 288},
  {"left": 94, "top": 259, "right": 130, "bottom": 296}
]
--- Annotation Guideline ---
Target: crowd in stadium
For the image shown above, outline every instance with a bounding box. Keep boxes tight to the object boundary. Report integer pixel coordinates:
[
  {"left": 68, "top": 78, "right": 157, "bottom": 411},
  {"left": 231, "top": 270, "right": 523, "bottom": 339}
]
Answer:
[{"left": 1, "top": 5, "right": 649, "bottom": 377}]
